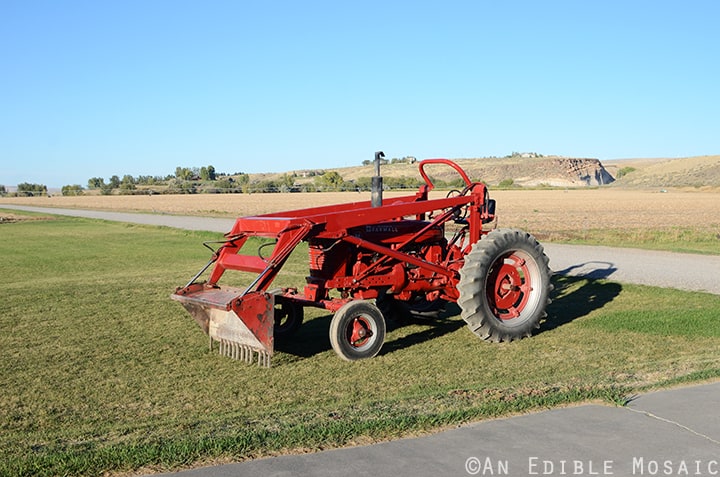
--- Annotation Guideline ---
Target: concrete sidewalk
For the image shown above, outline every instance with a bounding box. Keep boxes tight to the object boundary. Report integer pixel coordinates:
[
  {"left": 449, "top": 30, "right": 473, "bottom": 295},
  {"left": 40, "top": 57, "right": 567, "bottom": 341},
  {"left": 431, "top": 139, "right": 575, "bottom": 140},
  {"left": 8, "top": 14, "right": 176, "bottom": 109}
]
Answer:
[{"left": 158, "top": 382, "right": 720, "bottom": 477}]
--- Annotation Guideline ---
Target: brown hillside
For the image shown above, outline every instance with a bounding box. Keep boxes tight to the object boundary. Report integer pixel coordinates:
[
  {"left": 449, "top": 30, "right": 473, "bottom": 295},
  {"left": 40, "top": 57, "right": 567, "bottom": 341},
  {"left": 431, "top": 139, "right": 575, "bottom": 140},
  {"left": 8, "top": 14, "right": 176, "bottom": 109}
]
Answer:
[
  {"left": 271, "top": 156, "right": 614, "bottom": 188},
  {"left": 107, "top": 154, "right": 715, "bottom": 192},
  {"left": 605, "top": 155, "right": 720, "bottom": 189}
]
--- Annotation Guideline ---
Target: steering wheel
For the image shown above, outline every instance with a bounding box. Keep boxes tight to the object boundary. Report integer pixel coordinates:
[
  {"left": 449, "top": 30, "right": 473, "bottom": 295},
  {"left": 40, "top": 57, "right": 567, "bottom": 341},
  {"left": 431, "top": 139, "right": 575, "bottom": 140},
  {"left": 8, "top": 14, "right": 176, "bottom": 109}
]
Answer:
[{"left": 446, "top": 189, "right": 469, "bottom": 222}]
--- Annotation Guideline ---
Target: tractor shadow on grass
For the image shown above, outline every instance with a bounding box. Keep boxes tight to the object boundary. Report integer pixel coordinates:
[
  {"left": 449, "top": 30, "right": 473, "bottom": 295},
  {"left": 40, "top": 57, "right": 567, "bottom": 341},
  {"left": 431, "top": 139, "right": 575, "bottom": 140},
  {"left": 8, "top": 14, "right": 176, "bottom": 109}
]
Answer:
[
  {"left": 277, "top": 265, "right": 623, "bottom": 359},
  {"left": 274, "top": 315, "right": 333, "bottom": 358},
  {"left": 541, "top": 271, "right": 623, "bottom": 334},
  {"left": 275, "top": 305, "right": 465, "bottom": 359},
  {"left": 380, "top": 304, "right": 465, "bottom": 356}
]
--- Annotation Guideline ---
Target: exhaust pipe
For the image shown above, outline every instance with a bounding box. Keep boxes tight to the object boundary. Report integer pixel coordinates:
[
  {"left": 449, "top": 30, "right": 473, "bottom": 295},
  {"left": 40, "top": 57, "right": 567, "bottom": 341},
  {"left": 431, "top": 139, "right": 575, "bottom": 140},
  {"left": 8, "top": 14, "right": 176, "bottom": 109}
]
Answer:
[{"left": 371, "top": 151, "right": 384, "bottom": 208}]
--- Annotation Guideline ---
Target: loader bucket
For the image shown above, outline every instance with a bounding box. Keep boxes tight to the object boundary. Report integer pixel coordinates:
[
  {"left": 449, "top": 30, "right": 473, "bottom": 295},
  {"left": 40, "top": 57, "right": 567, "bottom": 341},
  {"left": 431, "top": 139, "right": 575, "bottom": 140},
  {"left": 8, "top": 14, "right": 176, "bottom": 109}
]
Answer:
[{"left": 172, "top": 283, "right": 275, "bottom": 367}]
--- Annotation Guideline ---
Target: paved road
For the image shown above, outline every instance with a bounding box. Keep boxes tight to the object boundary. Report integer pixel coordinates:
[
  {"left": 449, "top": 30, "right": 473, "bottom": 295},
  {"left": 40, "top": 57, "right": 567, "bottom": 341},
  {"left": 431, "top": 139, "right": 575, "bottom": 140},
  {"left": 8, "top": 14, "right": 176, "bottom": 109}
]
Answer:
[
  {"left": 3, "top": 204, "right": 720, "bottom": 477},
  {"left": 0, "top": 204, "right": 236, "bottom": 232},
  {"left": 543, "top": 243, "right": 720, "bottom": 295}
]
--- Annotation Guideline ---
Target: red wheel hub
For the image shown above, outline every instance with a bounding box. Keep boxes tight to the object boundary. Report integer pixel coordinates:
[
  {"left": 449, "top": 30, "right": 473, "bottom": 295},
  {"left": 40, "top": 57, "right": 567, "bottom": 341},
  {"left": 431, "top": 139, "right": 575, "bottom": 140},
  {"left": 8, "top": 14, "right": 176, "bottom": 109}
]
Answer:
[
  {"left": 488, "top": 253, "right": 532, "bottom": 320},
  {"left": 348, "top": 317, "right": 373, "bottom": 347}
]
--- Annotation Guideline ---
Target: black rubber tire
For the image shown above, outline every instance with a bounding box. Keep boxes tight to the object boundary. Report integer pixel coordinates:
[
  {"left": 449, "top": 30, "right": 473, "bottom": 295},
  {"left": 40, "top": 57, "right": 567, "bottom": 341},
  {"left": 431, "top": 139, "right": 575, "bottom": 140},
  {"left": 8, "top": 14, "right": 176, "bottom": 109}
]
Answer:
[
  {"left": 457, "top": 228, "right": 552, "bottom": 342},
  {"left": 274, "top": 300, "right": 303, "bottom": 340},
  {"left": 329, "top": 301, "right": 386, "bottom": 361}
]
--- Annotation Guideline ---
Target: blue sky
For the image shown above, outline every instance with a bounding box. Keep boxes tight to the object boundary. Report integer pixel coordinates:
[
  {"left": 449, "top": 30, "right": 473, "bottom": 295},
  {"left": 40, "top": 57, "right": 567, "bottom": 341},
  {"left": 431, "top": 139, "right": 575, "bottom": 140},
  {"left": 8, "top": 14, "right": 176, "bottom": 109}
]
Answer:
[{"left": 2, "top": 1, "right": 718, "bottom": 188}]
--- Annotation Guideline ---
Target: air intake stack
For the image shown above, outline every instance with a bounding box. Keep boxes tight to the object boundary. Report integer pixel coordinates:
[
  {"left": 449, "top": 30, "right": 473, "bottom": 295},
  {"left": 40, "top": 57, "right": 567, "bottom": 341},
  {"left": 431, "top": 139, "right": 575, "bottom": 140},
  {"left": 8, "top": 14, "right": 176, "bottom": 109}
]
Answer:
[{"left": 371, "top": 151, "right": 384, "bottom": 208}]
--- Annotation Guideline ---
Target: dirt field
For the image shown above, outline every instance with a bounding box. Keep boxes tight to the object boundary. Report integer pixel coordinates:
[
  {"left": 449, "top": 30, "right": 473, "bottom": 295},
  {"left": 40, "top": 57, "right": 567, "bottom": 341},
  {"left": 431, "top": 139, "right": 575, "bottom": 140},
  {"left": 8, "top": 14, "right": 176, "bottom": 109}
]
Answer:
[{"left": 2, "top": 189, "right": 719, "bottom": 237}]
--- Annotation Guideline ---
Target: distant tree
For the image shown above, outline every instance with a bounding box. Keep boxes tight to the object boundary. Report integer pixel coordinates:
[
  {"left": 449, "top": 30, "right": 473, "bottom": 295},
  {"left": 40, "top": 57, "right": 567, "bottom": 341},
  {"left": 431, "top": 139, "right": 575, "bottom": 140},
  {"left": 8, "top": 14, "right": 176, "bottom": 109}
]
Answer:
[
  {"left": 384, "top": 176, "right": 424, "bottom": 190},
  {"left": 0, "top": 185, "right": 6, "bottom": 196},
  {"left": 355, "top": 177, "right": 372, "bottom": 191},
  {"left": 197, "top": 166, "right": 217, "bottom": 181},
  {"left": 88, "top": 177, "right": 105, "bottom": 189},
  {"left": 213, "top": 179, "right": 235, "bottom": 193},
  {"left": 17, "top": 182, "right": 47, "bottom": 196},
  {"left": 428, "top": 177, "right": 446, "bottom": 189},
  {"left": 109, "top": 175, "right": 121, "bottom": 189},
  {"left": 120, "top": 175, "right": 136, "bottom": 191},
  {"left": 61, "top": 184, "right": 84, "bottom": 196},
  {"left": 617, "top": 166, "right": 637, "bottom": 178},
  {"left": 168, "top": 179, "right": 197, "bottom": 194},
  {"left": 248, "top": 179, "right": 275, "bottom": 193},
  {"left": 175, "top": 167, "right": 193, "bottom": 181},
  {"left": 448, "top": 177, "right": 468, "bottom": 188},
  {"left": 236, "top": 173, "right": 250, "bottom": 185},
  {"left": 300, "top": 183, "right": 317, "bottom": 192},
  {"left": 136, "top": 175, "right": 160, "bottom": 185},
  {"left": 280, "top": 173, "right": 295, "bottom": 190},
  {"left": 319, "top": 171, "right": 344, "bottom": 190}
]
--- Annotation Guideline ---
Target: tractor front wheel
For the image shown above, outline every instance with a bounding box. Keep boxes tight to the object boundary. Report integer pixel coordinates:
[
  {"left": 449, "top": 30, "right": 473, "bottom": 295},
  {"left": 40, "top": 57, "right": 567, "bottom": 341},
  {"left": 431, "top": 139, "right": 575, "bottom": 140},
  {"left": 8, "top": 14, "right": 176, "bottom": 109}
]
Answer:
[
  {"left": 330, "top": 301, "right": 386, "bottom": 361},
  {"left": 458, "top": 228, "right": 552, "bottom": 342},
  {"left": 274, "top": 300, "right": 303, "bottom": 341}
]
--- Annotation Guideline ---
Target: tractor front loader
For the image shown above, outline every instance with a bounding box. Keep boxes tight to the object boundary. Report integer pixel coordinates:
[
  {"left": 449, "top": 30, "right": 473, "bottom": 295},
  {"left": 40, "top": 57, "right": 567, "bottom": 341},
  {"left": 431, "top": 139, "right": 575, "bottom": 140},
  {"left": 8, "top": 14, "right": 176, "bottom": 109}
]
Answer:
[{"left": 172, "top": 153, "right": 552, "bottom": 366}]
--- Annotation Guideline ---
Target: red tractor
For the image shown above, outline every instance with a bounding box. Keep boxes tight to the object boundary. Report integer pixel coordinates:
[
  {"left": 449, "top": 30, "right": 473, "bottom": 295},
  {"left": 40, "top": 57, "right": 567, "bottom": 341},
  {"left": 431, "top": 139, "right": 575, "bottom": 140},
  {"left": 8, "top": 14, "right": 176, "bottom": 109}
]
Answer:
[{"left": 172, "top": 153, "right": 552, "bottom": 366}]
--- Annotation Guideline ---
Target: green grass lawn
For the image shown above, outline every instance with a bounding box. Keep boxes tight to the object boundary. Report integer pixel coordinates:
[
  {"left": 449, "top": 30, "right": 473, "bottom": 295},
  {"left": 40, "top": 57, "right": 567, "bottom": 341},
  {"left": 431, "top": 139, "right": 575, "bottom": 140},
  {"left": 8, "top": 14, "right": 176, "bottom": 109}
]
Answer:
[{"left": 1, "top": 214, "right": 719, "bottom": 476}]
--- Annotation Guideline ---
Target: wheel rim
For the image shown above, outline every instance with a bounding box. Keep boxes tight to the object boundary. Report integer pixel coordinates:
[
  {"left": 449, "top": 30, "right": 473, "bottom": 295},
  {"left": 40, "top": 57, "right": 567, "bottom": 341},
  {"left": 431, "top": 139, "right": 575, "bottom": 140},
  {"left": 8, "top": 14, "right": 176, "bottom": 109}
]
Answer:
[
  {"left": 486, "top": 250, "right": 542, "bottom": 325},
  {"left": 345, "top": 315, "right": 376, "bottom": 350}
]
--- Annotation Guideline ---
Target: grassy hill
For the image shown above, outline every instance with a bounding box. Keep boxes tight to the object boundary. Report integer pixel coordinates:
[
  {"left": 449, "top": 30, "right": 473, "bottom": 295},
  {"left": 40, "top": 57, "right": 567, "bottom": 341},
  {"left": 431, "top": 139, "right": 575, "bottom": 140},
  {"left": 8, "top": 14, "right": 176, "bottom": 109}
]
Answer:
[{"left": 605, "top": 155, "right": 720, "bottom": 189}]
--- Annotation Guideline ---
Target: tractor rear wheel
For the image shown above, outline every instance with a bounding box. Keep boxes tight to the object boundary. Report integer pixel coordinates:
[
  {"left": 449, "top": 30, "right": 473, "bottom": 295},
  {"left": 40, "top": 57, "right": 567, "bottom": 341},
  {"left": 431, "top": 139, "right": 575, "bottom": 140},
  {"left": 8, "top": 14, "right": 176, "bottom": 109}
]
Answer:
[
  {"left": 330, "top": 301, "right": 386, "bottom": 361},
  {"left": 458, "top": 228, "right": 551, "bottom": 342}
]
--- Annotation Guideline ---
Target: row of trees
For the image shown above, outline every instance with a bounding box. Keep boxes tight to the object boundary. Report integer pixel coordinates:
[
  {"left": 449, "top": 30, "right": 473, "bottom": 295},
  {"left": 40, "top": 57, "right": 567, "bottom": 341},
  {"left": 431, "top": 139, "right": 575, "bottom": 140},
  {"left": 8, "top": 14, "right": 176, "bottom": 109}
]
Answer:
[
  {"left": 1, "top": 162, "right": 468, "bottom": 197},
  {"left": 360, "top": 156, "right": 416, "bottom": 166},
  {"left": 79, "top": 165, "right": 224, "bottom": 195},
  {"left": 74, "top": 164, "right": 433, "bottom": 195},
  {"left": 2, "top": 183, "right": 49, "bottom": 197}
]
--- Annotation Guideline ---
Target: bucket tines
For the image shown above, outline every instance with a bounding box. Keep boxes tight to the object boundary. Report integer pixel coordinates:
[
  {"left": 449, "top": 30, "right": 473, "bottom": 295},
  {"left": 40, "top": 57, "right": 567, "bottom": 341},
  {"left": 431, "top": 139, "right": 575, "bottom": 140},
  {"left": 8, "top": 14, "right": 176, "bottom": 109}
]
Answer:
[{"left": 172, "top": 284, "right": 274, "bottom": 367}]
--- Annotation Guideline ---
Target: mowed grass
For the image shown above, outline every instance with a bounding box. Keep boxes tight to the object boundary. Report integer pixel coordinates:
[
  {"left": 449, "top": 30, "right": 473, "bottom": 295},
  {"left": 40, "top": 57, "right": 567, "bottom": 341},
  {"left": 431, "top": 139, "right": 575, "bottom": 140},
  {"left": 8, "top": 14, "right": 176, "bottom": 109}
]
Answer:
[{"left": 2, "top": 214, "right": 720, "bottom": 476}]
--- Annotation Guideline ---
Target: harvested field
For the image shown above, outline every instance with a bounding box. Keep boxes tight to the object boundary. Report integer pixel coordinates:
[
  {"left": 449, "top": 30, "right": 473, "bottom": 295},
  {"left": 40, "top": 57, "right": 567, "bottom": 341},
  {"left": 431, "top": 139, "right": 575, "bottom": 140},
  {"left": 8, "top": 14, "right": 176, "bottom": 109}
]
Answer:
[{"left": 2, "top": 189, "right": 718, "bottom": 236}]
